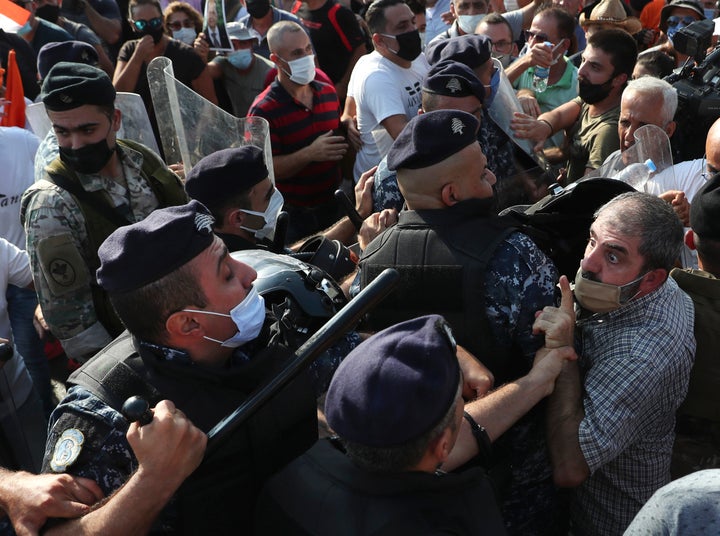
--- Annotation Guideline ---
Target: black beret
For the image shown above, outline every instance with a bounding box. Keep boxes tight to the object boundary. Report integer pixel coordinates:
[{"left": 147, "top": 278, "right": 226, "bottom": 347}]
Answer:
[
  {"left": 387, "top": 109, "right": 480, "bottom": 171},
  {"left": 425, "top": 34, "right": 492, "bottom": 68},
  {"left": 37, "top": 41, "right": 99, "bottom": 80},
  {"left": 41, "top": 62, "right": 115, "bottom": 111},
  {"left": 690, "top": 172, "right": 720, "bottom": 240},
  {"left": 185, "top": 146, "right": 269, "bottom": 208},
  {"left": 325, "top": 315, "right": 460, "bottom": 447},
  {"left": 97, "top": 201, "right": 216, "bottom": 293},
  {"left": 423, "top": 60, "right": 485, "bottom": 104}
]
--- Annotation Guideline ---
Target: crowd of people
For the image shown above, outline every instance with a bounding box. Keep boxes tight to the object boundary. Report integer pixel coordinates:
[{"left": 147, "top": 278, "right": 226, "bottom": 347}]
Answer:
[{"left": 0, "top": 0, "right": 719, "bottom": 532}]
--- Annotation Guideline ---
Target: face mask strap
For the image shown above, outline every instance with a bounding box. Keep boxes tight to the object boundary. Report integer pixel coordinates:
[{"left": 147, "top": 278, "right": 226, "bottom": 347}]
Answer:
[{"left": 182, "top": 308, "right": 231, "bottom": 318}]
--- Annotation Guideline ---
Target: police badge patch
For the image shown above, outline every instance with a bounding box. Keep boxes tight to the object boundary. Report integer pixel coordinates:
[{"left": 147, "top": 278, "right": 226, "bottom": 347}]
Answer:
[{"left": 51, "top": 429, "right": 85, "bottom": 472}]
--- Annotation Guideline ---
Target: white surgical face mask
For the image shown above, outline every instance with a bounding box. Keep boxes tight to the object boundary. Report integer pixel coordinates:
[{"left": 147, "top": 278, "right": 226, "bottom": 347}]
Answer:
[
  {"left": 458, "top": 13, "right": 485, "bottom": 34},
  {"left": 173, "top": 27, "right": 197, "bottom": 45},
  {"left": 281, "top": 54, "right": 315, "bottom": 85},
  {"left": 239, "top": 188, "right": 284, "bottom": 241},
  {"left": 183, "top": 286, "right": 266, "bottom": 348}
]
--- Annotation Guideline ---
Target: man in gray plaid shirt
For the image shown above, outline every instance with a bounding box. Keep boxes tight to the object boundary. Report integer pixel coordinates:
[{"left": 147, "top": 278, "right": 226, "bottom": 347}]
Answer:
[{"left": 533, "top": 192, "right": 696, "bottom": 535}]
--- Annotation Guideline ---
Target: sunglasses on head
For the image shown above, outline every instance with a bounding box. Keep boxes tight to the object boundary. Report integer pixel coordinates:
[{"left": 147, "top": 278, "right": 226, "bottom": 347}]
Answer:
[
  {"left": 133, "top": 16, "right": 163, "bottom": 32},
  {"left": 167, "top": 18, "right": 194, "bottom": 30},
  {"left": 666, "top": 15, "right": 696, "bottom": 27}
]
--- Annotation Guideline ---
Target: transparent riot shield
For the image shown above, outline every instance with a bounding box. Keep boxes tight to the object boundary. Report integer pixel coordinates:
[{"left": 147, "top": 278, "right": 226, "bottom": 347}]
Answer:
[
  {"left": 146, "top": 56, "right": 274, "bottom": 182},
  {"left": 487, "top": 58, "right": 547, "bottom": 170},
  {"left": 25, "top": 93, "right": 160, "bottom": 155},
  {"left": 588, "top": 124, "right": 675, "bottom": 194}
]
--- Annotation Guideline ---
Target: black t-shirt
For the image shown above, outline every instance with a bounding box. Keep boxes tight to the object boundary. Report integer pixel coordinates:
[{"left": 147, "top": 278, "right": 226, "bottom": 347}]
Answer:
[
  {"left": 118, "top": 39, "right": 205, "bottom": 147},
  {"left": 295, "top": 0, "right": 365, "bottom": 83}
]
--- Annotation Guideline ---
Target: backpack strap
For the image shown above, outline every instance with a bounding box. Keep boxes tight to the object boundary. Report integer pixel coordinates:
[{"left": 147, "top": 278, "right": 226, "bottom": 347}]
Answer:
[{"left": 327, "top": 3, "right": 353, "bottom": 52}]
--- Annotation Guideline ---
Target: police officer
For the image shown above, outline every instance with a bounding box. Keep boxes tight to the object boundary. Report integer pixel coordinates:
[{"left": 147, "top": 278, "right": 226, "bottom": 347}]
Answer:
[
  {"left": 359, "top": 110, "right": 561, "bottom": 533},
  {"left": 41, "top": 201, "right": 356, "bottom": 533},
  {"left": 256, "top": 315, "right": 508, "bottom": 535},
  {"left": 21, "top": 62, "right": 187, "bottom": 364},
  {"left": 184, "top": 145, "right": 391, "bottom": 279}
]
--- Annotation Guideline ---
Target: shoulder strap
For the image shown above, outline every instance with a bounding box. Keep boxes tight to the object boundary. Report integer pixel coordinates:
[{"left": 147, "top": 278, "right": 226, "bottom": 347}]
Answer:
[
  {"left": 70, "top": 333, "right": 161, "bottom": 412},
  {"left": 327, "top": 3, "right": 353, "bottom": 52},
  {"left": 45, "top": 171, "right": 129, "bottom": 228}
]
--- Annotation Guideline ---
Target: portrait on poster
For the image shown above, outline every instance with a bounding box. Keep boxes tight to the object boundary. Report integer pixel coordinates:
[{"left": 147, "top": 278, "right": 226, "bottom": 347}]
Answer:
[{"left": 203, "top": 0, "right": 232, "bottom": 51}]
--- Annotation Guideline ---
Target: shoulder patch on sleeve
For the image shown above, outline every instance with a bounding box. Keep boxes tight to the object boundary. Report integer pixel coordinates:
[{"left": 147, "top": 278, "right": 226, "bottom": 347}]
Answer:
[
  {"left": 50, "top": 429, "right": 85, "bottom": 472},
  {"left": 37, "top": 234, "right": 90, "bottom": 296}
]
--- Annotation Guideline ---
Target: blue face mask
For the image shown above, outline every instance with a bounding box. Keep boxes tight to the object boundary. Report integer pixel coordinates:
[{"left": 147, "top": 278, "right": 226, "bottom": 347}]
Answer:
[
  {"left": 666, "top": 15, "right": 696, "bottom": 44},
  {"left": 172, "top": 27, "right": 197, "bottom": 45},
  {"left": 484, "top": 65, "right": 500, "bottom": 108},
  {"left": 228, "top": 48, "right": 253, "bottom": 69},
  {"left": 183, "top": 286, "right": 266, "bottom": 348},
  {"left": 16, "top": 20, "right": 32, "bottom": 36}
]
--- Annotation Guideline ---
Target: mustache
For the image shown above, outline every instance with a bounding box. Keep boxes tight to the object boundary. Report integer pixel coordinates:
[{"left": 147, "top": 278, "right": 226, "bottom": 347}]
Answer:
[{"left": 581, "top": 271, "right": 601, "bottom": 282}]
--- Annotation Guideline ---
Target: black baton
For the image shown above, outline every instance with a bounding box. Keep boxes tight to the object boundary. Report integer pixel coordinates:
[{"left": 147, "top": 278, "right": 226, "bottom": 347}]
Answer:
[
  {"left": 335, "top": 190, "right": 364, "bottom": 232},
  {"left": 204, "top": 268, "right": 399, "bottom": 455}
]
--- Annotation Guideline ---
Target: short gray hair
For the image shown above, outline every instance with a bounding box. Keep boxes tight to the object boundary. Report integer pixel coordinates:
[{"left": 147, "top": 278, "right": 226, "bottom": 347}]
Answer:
[
  {"left": 595, "top": 192, "right": 683, "bottom": 273},
  {"left": 267, "top": 21, "right": 305, "bottom": 54},
  {"left": 625, "top": 77, "right": 678, "bottom": 126}
]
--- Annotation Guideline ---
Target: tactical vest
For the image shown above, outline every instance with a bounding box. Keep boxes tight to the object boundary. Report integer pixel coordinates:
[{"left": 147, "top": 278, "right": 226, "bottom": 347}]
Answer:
[
  {"left": 257, "top": 438, "right": 508, "bottom": 535},
  {"left": 70, "top": 331, "right": 317, "bottom": 534},
  {"left": 360, "top": 209, "right": 524, "bottom": 384},
  {"left": 22, "top": 140, "right": 188, "bottom": 338}
]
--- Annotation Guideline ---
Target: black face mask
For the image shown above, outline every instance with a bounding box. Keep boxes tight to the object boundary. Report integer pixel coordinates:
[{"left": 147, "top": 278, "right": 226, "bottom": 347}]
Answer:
[
  {"left": 35, "top": 4, "right": 59, "bottom": 24},
  {"left": 578, "top": 77, "right": 614, "bottom": 104},
  {"left": 135, "top": 26, "right": 165, "bottom": 44},
  {"left": 387, "top": 29, "right": 422, "bottom": 62},
  {"left": 246, "top": 0, "right": 271, "bottom": 18},
  {"left": 59, "top": 138, "right": 115, "bottom": 175}
]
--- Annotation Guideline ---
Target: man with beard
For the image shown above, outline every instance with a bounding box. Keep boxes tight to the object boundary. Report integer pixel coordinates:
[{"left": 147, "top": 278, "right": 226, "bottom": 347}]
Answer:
[
  {"left": 533, "top": 192, "right": 695, "bottom": 534},
  {"left": 21, "top": 63, "right": 187, "bottom": 364},
  {"left": 511, "top": 28, "right": 637, "bottom": 184}
]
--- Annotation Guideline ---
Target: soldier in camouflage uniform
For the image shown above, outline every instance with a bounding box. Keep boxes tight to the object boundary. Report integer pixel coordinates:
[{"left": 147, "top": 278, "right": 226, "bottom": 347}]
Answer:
[
  {"left": 42, "top": 201, "right": 359, "bottom": 533},
  {"left": 21, "top": 62, "right": 186, "bottom": 364},
  {"left": 359, "top": 110, "right": 561, "bottom": 535}
]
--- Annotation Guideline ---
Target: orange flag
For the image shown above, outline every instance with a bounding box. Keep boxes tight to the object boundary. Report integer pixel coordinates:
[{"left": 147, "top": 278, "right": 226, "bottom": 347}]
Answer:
[{"left": 1, "top": 49, "right": 25, "bottom": 128}]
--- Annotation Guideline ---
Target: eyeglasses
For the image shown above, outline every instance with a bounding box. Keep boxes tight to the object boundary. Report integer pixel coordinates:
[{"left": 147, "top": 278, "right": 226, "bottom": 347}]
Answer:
[
  {"left": 666, "top": 15, "right": 696, "bottom": 28},
  {"left": 525, "top": 29, "right": 550, "bottom": 42},
  {"left": 490, "top": 39, "right": 513, "bottom": 54},
  {"left": 132, "top": 17, "right": 163, "bottom": 32},
  {"left": 167, "top": 18, "right": 194, "bottom": 31}
]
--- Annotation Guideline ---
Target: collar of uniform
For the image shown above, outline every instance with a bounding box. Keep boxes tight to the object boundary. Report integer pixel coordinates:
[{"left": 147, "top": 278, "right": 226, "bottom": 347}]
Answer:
[
  {"left": 398, "top": 197, "right": 496, "bottom": 225},
  {"left": 139, "top": 339, "right": 191, "bottom": 362}
]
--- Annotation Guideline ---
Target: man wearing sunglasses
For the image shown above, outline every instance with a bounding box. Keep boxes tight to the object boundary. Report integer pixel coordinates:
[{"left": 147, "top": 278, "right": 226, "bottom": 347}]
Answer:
[
  {"left": 507, "top": 8, "right": 577, "bottom": 149},
  {"left": 659, "top": 0, "right": 705, "bottom": 66}
]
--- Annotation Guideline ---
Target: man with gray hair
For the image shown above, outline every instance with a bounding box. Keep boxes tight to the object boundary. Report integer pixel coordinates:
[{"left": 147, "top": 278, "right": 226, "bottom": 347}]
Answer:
[
  {"left": 599, "top": 77, "right": 693, "bottom": 227},
  {"left": 248, "top": 20, "right": 347, "bottom": 243},
  {"left": 534, "top": 192, "right": 696, "bottom": 534}
]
